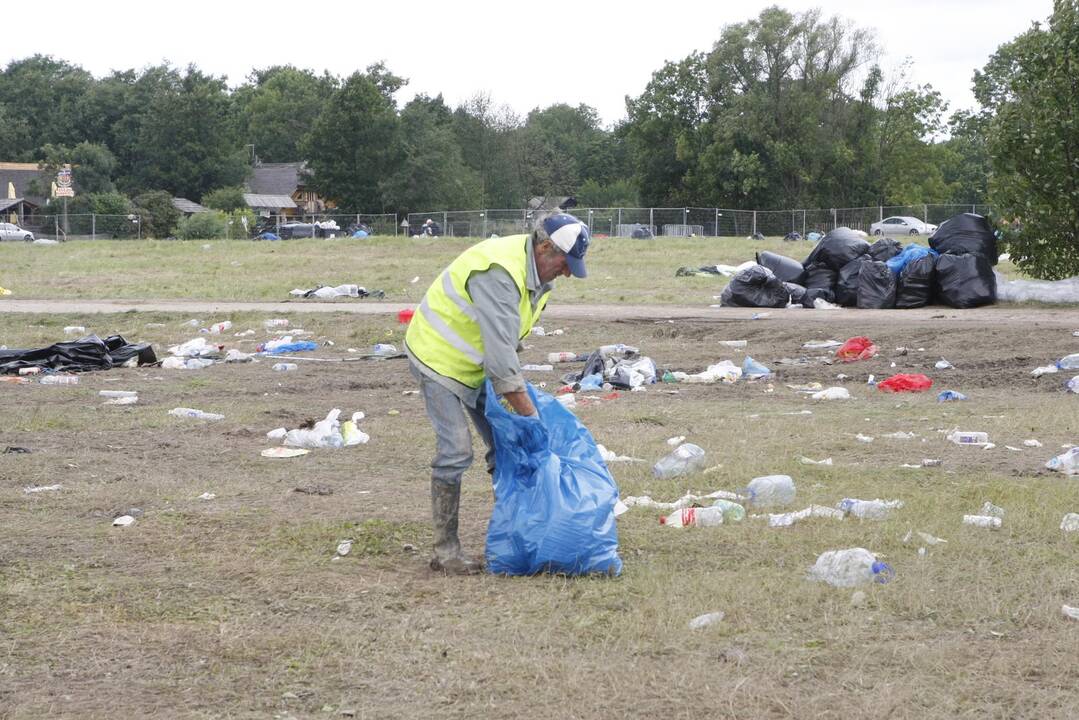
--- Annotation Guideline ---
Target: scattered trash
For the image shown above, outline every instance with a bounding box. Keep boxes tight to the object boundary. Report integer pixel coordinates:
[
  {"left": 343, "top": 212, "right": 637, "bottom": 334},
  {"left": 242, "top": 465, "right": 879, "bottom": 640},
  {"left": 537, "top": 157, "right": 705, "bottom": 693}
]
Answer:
[
  {"left": 1032, "top": 365, "right": 1059, "bottom": 378},
  {"left": 922, "top": 458, "right": 942, "bottom": 467},
  {"left": 855, "top": 433, "right": 875, "bottom": 443},
  {"left": 710, "top": 499, "right": 746, "bottom": 521},
  {"left": 18, "top": 367, "right": 40, "bottom": 375},
  {"left": 372, "top": 343, "right": 398, "bottom": 356},
  {"left": 1061, "top": 514, "right": 1079, "bottom": 532},
  {"left": 162, "top": 356, "right": 214, "bottom": 370},
  {"left": 112, "top": 515, "right": 136, "bottom": 527},
  {"left": 948, "top": 430, "right": 990, "bottom": 446},
  {"left": 980, "top": 501, "right": 1005, "bottom": 518},
  {"left": 1068, "top": 376, "right": 1079, "bottom": 394},
  {"left": 745, "top": 474, "right": 796, "bottom": 507},
  {"left": 23, "top": 484, "right": 62, "bottom": 494},
  {"left": 168, "top": 407, "right": 224, "bottom": 421},
  {"left": 64, "top": 326, "right": 86, "bottom": 335},
  {"left": 257, "top": 337, "right": 319, "bottom": 353},
  {"left": 1063, "top": 605, "right": 1079, "bottom": 621},
  {"left": 264, "top": 318, "right": 289, "bottom": 329},
  {"left": 1058, "top": 354, "right": 1079, "bottom": 370},
  {"left": 183, "top": 319, "right": 201, "bottom": 328},
  {"left": 718, "top": 340, "right": 747, "bottom": 348},
  {"left": 521, "top": 364, "right": 553, "bottom": 372},
  {"left": 208, "top": 321, "right": 233, "bottom": 334},
  {"left": 866, "top": 374, "right": 876, "bottom": 385},
  {"left": 670, "top": 360, "right": 742, "bottom": 384},
  {"left": 596, "top": 444, "right": 642, "bottom": 463},
  {"left": 1024, "top": 439, "right": 1043, "bottom": 448},
  {"left": 877, "top": 373, "right": 933, "bottom": 393},
  {"left": 962, "top": 514, "right": 1002, "bottom": 529},
  {"left": 272, "top": 363, "right": 298, "bottom": 372},
  {"left": 547, "top": 352, "right": 582, "bottom": 363},
  {"left": 234, "top": 329, "right": 256, "bottom": 337},
  {"left": 289, "top": 284, "right": 383, "bottom": 299},
  {"left": 0, "top": 286, "right": 10, "bottom": 295},
  {"left": 765, "top": 504, "right": 844, "bottom": 527},
  {"left": 660, "top": 506, "right": 726, "bottom": 527},
  {"left": 839, "top": 498, "right": 904, "bottom": 519},
  {"left": 100, "top": 390, "right": 137, "bottom": 399},
  {"left": 835, "top": 337, "right": 878, "bottom": 362},
  {"left": 197, "top": 492, "right": 216, "bottom": 500},
  {"left": 39, "top": 375, "right": 80, "bottom": 385},
  {"left": 168, "top": 337, "right": 219, "bottom": 357},
  {"left": 336, "top": 539, "right": 353, "bottom": 556},
  {"left": 741, "top": 356, "right": 771, "bottom": 379},
  {"left": 799, "top": 456, "right": 833, "bottom": 465},
  {"left": 935, "top": 359, "right": 954, "bottom": 370},
  {"left": 937, "top": 390, "right": 967, "bottom": 402},
  {"left": 103, "top": 395, "right": 138, "bottom": 406},
  {"left": 1046, "top": 447, "right": 1079, "bottom": 475},
  {"left": 666, "top": 436, "right": 686, "bottom": 446},
  {"left": 688, "top": 611, "right": 725, "bottom": 629},
  {"left": 261, "top": 447, "right": 311, "bottom": 458},
  {"left": 808, "top": 548, "right": 893, "bottom": 587},
  {"left": 803, "top": 340, "right": 842, "bottom": 350},
  {"left": 224, "top": 349, "right": 254, "bottom": 363},
  {"left": 556, "top": 394, "right": 576, "bottom": 409},
  {"left": 653, "top": 443, "right": 707, "bottom": 479},
  {"left": 812, "top": 387, "right": 850, "bottom": 400},
  {"left": 882, "top": 431, "right": 916, "bottom": 439},
  {"left": 903, "top": 529, "right": 946, "bottom": 546},
  {"left": 813, "top": 298, "right": 841, "bottom": 310},
  {"left": 3, "top": 446, "right": 31, "bottom": 454}
]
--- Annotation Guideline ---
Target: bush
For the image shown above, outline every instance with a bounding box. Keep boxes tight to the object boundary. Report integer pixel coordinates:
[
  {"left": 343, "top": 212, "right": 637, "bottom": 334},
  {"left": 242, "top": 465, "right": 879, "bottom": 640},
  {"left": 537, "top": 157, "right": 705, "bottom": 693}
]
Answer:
[
  {"left": 176, "top": 211, "right": 228, "bottom": 240},
  {"left": 132, "top": 190, "right": 181, "bottom": 239},
  {"left": 201, "top": 187, "right": 247, "bottom": 213}
]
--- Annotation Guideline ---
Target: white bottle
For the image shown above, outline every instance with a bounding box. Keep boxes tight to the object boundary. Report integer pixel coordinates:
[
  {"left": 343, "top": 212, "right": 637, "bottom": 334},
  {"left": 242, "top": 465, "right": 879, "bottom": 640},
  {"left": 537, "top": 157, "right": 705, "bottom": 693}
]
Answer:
[
  {"left": 272, "top": 363, "right": 298, "bottom": 372},
  {"left": 547, "top": 352, "right": 580, "bottom": 363},
  {"left": 1058, "top": 353, "right": 1079, "bottom": 370},
  {"left": 99, "top": 390, "right": 138, "bottom": 398},
  {"left": 962, "top": 514, "right": 1002, "bottom": 529},
  {"left": 809, "top": 548, "right": 893, "bottom": 587},
  {"left": 745, "top": 474, "right": 796, "bottom": 507},
  {"left": 660, "top": 506, "right": 725, "bottom": 527},
  {"left": 652, "top": 443, "right": 707, "bottom": 479},
  {"left": 948, "top": 430, "right": 989, "bottom": 446},
  {"left": 168, "top": 407, "right": 224, "bottom": 421},
  {"left": 208, "top": 321, "right": 233, "bottom": 334},
  {"left": 838, "top": 498, "right": 903, "bottom": 519},
  {"left": 264, "top": 318, "right": 289, "bottom": 328},
  {"left": 40, "top": 375, "right": 79, "bottom": 385}
]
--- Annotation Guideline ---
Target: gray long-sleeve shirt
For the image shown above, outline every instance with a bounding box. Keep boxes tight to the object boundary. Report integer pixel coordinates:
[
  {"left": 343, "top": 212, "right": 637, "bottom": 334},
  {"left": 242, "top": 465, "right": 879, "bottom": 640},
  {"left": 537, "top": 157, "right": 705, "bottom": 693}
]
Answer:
[{"left": 405, "top": 237, "right": 552, "bottom": 407}]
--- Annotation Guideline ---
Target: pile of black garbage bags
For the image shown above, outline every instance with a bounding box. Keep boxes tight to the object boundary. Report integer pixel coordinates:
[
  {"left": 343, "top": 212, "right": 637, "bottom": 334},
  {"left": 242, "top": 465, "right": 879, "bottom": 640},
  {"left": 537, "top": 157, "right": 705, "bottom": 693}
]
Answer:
[{"left": 721, "top": 213, "right": 998, "bottom": 309}]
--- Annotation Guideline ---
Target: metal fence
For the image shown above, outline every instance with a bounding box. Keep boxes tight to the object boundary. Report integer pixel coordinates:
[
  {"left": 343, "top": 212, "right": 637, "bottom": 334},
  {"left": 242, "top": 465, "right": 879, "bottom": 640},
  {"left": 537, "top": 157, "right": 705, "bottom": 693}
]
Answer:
[
  {"left": 19, "top": 213, "right": 143, "bottom": 241},
  {"left": 287, "top": 213, "right": 400, "bottom": 237}
]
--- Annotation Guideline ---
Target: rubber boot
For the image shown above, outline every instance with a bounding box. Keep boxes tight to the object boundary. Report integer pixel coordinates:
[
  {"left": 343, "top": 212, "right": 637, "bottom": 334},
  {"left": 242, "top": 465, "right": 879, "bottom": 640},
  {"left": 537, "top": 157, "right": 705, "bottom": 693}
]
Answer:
[{"left": 429, "top": 481, "right": 483, "bottom": 575}]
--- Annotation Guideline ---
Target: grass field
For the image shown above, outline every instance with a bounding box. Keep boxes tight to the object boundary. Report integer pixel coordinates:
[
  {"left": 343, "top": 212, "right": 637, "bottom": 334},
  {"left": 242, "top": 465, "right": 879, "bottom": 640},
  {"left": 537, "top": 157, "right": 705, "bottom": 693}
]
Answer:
[
  {"left": 1, "top": 239, "right": 1077, "bottom": 719},
  {"left": 0, "top": 234, "right": 1023, "bottom": 307}
]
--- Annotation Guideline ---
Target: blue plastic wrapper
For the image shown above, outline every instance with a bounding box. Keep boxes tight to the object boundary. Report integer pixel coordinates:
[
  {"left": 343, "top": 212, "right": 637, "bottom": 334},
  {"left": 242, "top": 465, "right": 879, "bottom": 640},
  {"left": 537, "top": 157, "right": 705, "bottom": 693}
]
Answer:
[
  {"left": 937, "top": 389, "right": 968, "bottom": 402},
  {"left": 484, "top": 380, "right": 623, "bottom": 576},
  {"left": 885, "top": 244, "right": 937, "bottom": 275},
  {"left": 741, "top": 356, "right": 771, "bottom": 379},
  {"left": 258, "top": 341, "right": 319, "bottom": 354}
]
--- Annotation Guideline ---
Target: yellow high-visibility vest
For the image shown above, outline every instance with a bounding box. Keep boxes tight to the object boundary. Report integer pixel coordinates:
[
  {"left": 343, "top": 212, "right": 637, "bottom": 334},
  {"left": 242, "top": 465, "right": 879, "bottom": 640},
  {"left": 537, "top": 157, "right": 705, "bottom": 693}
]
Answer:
[{"left": 405, "top": 235, "right": 550, "bottom": 388}]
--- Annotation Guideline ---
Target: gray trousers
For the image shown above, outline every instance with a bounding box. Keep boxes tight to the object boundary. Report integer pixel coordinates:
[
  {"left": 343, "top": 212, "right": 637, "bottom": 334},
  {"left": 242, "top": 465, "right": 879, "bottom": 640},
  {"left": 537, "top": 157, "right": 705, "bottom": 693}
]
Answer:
[{"left": 411, "top": 365, "right": 495, "bottom": 486}]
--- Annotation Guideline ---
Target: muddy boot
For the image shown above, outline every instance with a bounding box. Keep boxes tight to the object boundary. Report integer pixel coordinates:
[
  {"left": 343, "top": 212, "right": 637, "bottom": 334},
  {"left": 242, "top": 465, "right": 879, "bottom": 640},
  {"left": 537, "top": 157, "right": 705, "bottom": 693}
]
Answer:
[{"left": 429, "top": 481, "right": 483, "bottom": 575}]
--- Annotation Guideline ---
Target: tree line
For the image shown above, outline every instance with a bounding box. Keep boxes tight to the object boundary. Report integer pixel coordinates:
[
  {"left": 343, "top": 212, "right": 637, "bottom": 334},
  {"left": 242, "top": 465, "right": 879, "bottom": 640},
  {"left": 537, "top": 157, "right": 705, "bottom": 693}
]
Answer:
[{"left": 1, "top": 3, "right": 1075, "bottom": 276}]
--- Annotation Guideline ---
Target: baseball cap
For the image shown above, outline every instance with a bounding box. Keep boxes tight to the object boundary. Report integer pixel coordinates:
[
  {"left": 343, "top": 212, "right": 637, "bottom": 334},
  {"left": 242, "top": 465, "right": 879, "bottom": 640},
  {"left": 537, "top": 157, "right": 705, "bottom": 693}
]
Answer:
[{"left": 542, "top": 213, "right": 590, "bottom": 278}]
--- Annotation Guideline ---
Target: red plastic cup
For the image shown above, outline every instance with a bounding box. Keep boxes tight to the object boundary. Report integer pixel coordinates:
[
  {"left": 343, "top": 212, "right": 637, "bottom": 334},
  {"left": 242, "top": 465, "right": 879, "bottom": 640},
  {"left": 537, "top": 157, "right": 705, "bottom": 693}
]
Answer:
[{"left": 398, "top": 308, "right": 415, "bottom": 324}]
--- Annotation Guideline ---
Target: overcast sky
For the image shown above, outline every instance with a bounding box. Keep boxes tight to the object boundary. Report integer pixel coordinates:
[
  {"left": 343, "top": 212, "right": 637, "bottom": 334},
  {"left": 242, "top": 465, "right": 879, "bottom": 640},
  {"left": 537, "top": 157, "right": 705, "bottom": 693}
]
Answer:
[{"left": 7, "top": 0, "right": 1053, "bottom": 126}]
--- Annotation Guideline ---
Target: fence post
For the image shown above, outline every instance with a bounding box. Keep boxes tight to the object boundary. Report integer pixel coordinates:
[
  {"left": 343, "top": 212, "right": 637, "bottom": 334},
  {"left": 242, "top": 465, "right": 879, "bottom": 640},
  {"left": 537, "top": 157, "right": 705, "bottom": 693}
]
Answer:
[
  {"left": 617, "top": 207, "right": 622, "bottom": 231},
  {"left": 649, "top": 207, "right": 654, "bottom": 234},
  {"left": 137, "top": 215, "right": 141, "bottom": 240},
  {"left": 879, "top": 205, "right": 883, "bottom": 222},
  {"left": 92, "top": 214, "right": 96, "bottom": 241},
  {"left": 802, "top": 209, "right": 806, "bottom": 237},
  {"left": 443, "top": 211, "right": 448, "bottom": 235},
  {"left": 54, "top": 215, "right": 59, "bottom": 241},
  {"left": 752, "top": 210, "right": 757, "bottom": 236},
  {"left": 682, "top": 207, "right": 687, "bottom": 230},
  {"left": 482, "top": 211, "right": 487, "bottom": 239},
  {"left": 715, "top": 208, "right": 719, "bottom": 237},
  {"left": 832, "top": 208, "right": 837, "bottom": 230}
]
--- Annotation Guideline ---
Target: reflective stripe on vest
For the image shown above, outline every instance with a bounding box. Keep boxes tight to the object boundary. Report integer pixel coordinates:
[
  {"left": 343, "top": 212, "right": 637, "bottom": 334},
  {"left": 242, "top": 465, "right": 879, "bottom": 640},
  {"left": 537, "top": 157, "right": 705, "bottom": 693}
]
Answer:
[{"left": 405, "top": 235, "right": 550, "bottom": 388}]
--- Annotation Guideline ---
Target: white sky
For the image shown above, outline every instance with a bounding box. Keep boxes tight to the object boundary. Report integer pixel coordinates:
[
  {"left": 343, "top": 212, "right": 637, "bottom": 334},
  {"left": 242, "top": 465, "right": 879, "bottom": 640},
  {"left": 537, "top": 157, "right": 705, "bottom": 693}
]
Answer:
[{"left": 9, "top": 0, "right": 1053, "bottom": 127}]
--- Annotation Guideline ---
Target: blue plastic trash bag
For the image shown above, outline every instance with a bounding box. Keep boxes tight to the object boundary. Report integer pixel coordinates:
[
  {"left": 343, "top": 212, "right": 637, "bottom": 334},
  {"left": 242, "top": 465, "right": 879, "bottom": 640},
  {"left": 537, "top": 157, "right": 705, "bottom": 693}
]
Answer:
[
  {"left": 886, "top": 244, "right": 937, "bottom": 275},
  {"left": 484, "top": 380, "right": 623, "bottom": 576},
  {"left": 578, "top": 372, "right": 603, "bottom": 391},
  {"left": 741, "top": 356, "right": 771, "bottom": 379},
  {"left": 352, "top": 230, "right": 369, "bottom": 238},
  {"left": 937, "top": 389, "right": 968, "bottom": 402}
]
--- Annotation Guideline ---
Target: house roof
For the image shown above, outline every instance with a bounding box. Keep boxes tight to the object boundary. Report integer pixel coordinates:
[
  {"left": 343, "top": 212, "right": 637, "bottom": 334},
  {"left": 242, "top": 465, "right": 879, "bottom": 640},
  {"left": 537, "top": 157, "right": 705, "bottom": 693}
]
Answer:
[
  {"left": 0, "top": 162, "right": 49, "bottom": 206},
  {"left": 172, "top": 197, "right": 211, "bottom": 214},
  {"left": 0, "top": 197, "right": 38, "bottom": 213},
  {"left": 243, "top": 193, "right": 297, "bottom": 210},
  {"left": 246, "top": 162, "right": 308, "bottom": 196}
]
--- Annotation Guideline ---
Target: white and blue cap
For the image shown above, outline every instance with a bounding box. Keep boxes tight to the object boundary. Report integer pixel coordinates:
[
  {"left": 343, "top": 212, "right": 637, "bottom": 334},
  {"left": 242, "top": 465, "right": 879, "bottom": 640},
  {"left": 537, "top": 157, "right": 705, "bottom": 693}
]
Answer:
[{"left": 542, "top": 213, "right": 590, "bottom": 278}]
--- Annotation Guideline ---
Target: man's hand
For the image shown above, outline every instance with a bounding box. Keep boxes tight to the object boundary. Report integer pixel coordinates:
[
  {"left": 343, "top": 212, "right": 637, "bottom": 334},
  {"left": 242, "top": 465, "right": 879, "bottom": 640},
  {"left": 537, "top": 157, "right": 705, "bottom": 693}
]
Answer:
[{"left": 503, "top": 389, "right": 536, "bottom": 418}]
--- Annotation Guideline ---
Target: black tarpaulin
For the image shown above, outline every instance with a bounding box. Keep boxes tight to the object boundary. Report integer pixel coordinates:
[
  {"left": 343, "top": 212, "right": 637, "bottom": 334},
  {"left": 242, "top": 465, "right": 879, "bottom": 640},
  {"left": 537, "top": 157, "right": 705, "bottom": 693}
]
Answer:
[{"left": 0, "top": 334, "right": 157, "bottom": 374}]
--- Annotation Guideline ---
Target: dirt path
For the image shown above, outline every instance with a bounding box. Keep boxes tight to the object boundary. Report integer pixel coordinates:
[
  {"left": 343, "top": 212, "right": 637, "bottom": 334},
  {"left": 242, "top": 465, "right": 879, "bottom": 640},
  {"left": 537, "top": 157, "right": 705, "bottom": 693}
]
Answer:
[{"left": 2, "top": 298, "right": 1077, "bottom": 326}]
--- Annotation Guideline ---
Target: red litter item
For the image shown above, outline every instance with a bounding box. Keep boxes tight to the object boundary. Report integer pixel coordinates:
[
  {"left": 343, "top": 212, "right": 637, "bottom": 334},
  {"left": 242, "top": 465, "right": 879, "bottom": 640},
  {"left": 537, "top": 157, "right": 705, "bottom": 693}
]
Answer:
[
  {"left": 835, "top": 336, "right": 878, "bottom": 362},
  {"left": 397, "top": 308, "right": 415, "bottom": 324},
  {"left": 877, "top": 373, "right": 933, "bottom": 393}
]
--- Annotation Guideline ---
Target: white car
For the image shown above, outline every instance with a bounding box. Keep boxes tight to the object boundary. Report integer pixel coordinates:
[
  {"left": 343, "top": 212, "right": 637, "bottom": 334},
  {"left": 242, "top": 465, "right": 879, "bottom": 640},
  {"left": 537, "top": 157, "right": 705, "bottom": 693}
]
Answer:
[
  {"left": 0, "top": 221, "right": 34, "bottom": 241},
  {"left": 869, "top": 216, "right": 937, "bottom": 236}
]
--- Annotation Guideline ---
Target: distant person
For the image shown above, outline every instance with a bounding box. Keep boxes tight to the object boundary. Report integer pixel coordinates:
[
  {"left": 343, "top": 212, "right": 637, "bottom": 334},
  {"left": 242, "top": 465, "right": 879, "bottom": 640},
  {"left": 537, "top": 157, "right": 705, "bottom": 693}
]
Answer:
[{"left": 404, "top": 213, "right": 590, "bottom": 574}]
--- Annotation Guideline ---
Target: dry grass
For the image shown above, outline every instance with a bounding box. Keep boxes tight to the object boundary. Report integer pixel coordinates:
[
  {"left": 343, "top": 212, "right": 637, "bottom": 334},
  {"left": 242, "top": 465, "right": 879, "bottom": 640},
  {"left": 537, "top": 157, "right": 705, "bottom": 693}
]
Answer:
[{"left": 2, "top": 308, "right": 1079, "bottom": 719}]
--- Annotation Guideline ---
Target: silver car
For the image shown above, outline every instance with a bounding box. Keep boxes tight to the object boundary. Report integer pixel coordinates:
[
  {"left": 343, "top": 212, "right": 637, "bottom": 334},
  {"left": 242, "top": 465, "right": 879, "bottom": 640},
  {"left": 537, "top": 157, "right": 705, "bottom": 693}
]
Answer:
[
  {"left": 0, "top": 221, "right": 34, "bottom": 241},
  {"left": 869, "top": 216, "right": 938, "bottom": 236}
]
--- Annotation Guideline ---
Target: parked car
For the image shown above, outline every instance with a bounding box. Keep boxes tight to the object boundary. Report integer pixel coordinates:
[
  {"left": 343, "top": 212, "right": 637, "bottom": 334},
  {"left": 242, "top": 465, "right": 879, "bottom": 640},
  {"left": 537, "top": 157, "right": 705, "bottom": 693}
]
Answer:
[
  {"left": 0, "top": 222, "right": 34, "bottom": 241},
  {"left": 869, "top": 216, "right": 938, "bottom": 236}
]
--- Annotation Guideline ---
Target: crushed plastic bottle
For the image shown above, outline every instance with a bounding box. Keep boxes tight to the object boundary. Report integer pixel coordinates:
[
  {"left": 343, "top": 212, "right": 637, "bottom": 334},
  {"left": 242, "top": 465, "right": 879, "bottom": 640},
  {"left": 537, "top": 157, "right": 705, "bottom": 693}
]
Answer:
[
  {"left": 1058, "top": 353, "right": 1079, "bottom": 370},
  {"left": 1067, "top": 376, "right": 1079, "bottom": 394},
  {"left": 717, "top": 340, "right": 747, "bottom": 348},
  {"left": 812, "top": 387, "right": 850, "bottom": 400},
  {"left": 39, "top": 375, "right": 79, "bottom": 385},
  {"left": 963, "top": 514, "right": 1002, "bottom": 529},
  {"left": 948, "top": 430, "right": 989, "bottom": 446},
  {"left": 660, "top": 506, "right": 726, "bottom": 527},
  {"left": 838, "top": 498, "right": 904, "bottom": 519},
  {"left": 937, "top": 390, "right": 968, "bottom": 402},
  {"left": 272, "top": 363, "right": 298, "bottom": 372},
  {"left": 168, "top": 407, "right": 224, "bottom": 421},
  {"left": 741, "top": 356, "right": 771, "bottom": 379},
  {"left": 710, "top": 499, "right": 746, "bottom": 521},
  {"left": 264, "top": 318, "right": 289, "bottom": 329},
  {"left": 521, "top": 364, "right": 553, "bottom": 372},
  {"left": 547, "top": 352, "right": 582, "bottom": 363},
  {"left": 653, "top": 443, "right": 707, "bottom": 478},
  {"left": 1046, "top": 447, "right": 1079, "bottom": 476},
  {"left": 64, "top": 326, "right": 86, "bottom": 335},
  {"left": 208, "top": 321, "right": 233, "bottom": 334},
  {"left": 1061, "top": 513, "right": 1079, "bottom": 532},
  {"left": 372, "top": 343, "right": 398, "bottom": 356},
  {"left": 745, "top": 474, "right": 796, "bottom": 507},
  {"left": 808, "top": 548, "right": 893, "bottom": 587}
]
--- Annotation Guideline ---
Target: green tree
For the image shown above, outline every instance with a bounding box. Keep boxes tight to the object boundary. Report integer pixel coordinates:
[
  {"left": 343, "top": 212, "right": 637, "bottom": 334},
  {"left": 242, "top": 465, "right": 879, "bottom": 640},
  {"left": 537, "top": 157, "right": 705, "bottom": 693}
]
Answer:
[
  {"left": 234, "top": 66, "right": 338, "bottom": 162},
  {"left": 451, "top": 94, "right": 527, "bottom": 207},
  {"left": 0, "top": 55, "right": 93, "bottom": 154},
  {"left": 977, "top": 1, "right": 1079, "bottom": 278},
  {"left": 132, "top": 190, "right": 181, "bottom": 238},
  {"left": 0, "top": 102, "right": 32, "bottom": 160},
  {"left": 576, "top": 178, "right": 639, "bottom": 207},
  {"left": 130, "top": 66, "right": 248, "bottom": 199},
  {"left": 201, "top": 186, "right": 247, "bottom": 212},
  {"left": 176, "top": 211, "right": 228, "bottom": 240},
  {"left": 939, "top": 110, "right": 990, "bottom": 204},
  {"left": 303, "top": 69, "right": 402, "bottom": 212}
]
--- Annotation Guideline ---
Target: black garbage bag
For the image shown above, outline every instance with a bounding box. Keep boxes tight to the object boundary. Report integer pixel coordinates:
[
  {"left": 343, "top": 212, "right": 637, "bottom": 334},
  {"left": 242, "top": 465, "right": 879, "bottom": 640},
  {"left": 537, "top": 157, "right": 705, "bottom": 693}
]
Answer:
[
  {"left": 935, "top": 253, "right": 996, "bottom": 308},
  {"left": 630, "top": 225, "right": 654, "bottom": 239},
  {"left": 895, "top": 253, "right": 938, "bottom": 309},
  {"left": 783, "top": 231, "right": 802, "bottom": 242},
  {"left": 929, "top": 213, "right": 998, "bottom": 264},
  {"left": 857, "top": 260, "right": 897, "bottom": 309},
  {"left": 720, "top": 265, "right": 790, "bottom": 308},
  {"left": 802, "top": 226, "right": 871, "bottom": 271},
  {"left": 756, "top": 251, "right": 805, "bottom": 283},
  {"left": 835, "top": 255, "right": 874, "bottom": 306},
  {"left": 784, "top": 282, "right": 807, "bottom": 306},
  {"left": 802, "top": 287, "right": 836, "bottom": 308},
  {"left": 0, "top": 334, "right": 157, "bottom": 375},
  {"left": 802, "top": 262, "right": 837, "bottom": 291},
  {"left": 868, "top": 238, "right": 903, "bottom": 262}
]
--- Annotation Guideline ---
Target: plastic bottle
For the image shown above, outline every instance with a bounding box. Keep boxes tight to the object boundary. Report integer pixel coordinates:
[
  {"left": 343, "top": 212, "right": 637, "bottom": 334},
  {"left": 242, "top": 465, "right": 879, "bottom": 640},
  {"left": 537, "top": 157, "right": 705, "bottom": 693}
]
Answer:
[
  {"left": 264, "top": 318, "right": 289, "bottom": 328},
  {"left": 372, "top": 343, "right": 398, "bottom": 355},
  {"left": 652, "top": 443, "right": 707, "bottom": 479},
  {"left": 99, "top": 390, "right": 138, "bottom": 398},
  {"left": 1046, "top": 447, "right": 1079, "bottom": 475},
  {"left": 547, "top": 352, "right": 580, "bottom": 363},
  {"left": 40, "top": 375, "right": 79, "bottom": 385},
  {"left": 1058, "top": 353, "right": 1079, "bottom": 370},
  {"left": 948, "top": 430, "right": 989, "bottom": 446},
  {"left": 809, "top": 548, "right": 893, "bottom": 587},
  {"left": 599, "top": 344, "right": 639, "bottom": 356},
  {"left": 208, "top": 321, "right": 233, "bottom": 334},
  {"left": 745, "top": 474, "right": 796, "bottom": 507},
  {"left": 710, "top": 499, "right": 746, "bottom": 521},
  {"left": 168, "top": 407, "right": 224, "bottom": 421},
  {"left": 962, "top": 514, "right": 1002, "bottom": 529},
  {"left": 838, "top": 498, "right": 903, "bottom": 519},
  {"left": 660, "top": 506, "right": 725, "bottom": 527},
  {"left": 521, "top": 364, "right": 553, "bottom": 372},
  {"left": 272, "top": 363, "right": 298, "bottom": 372}
]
